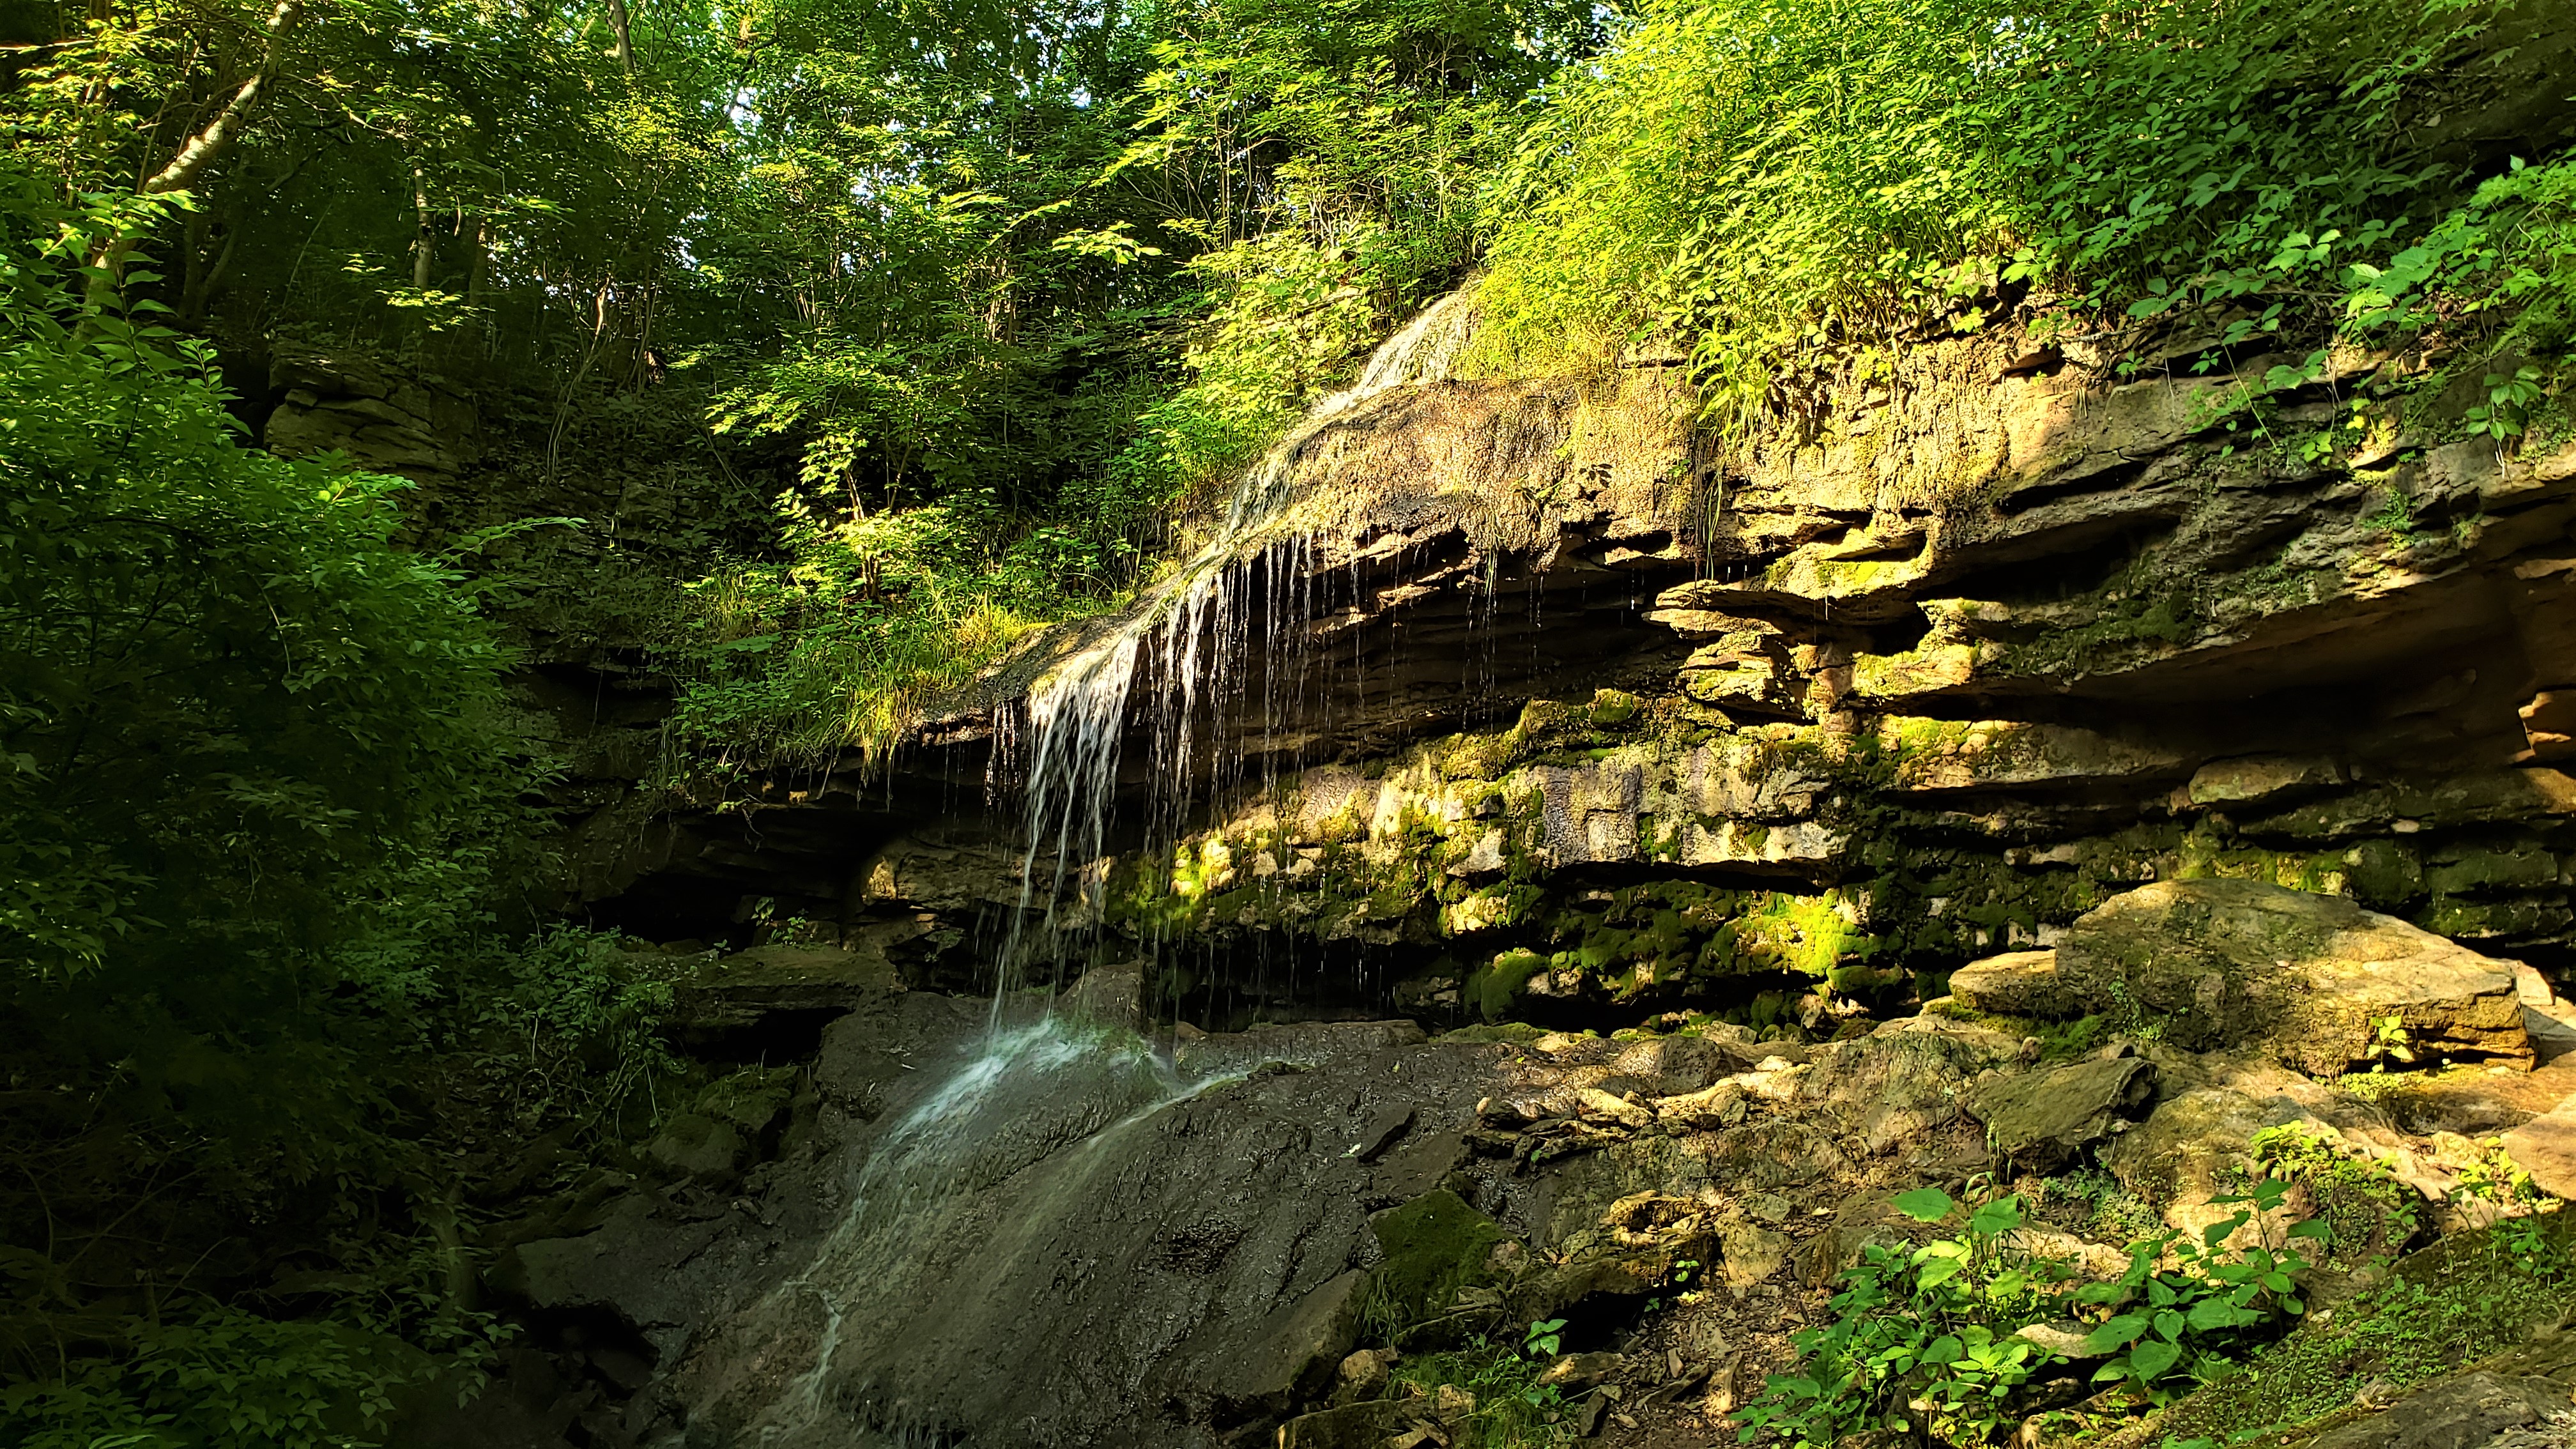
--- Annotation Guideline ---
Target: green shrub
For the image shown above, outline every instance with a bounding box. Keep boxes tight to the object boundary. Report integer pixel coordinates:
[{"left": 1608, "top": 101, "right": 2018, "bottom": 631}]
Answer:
[
  {"left": 1736, "top": 1182, "right": 2323, "bottom": 1446},
  {"left": 1474, "top": 0, "right": 2571, "bottom": 438},
  {"left": 2150, "top": 1211, "right": 2573, "bottom": 1443}
]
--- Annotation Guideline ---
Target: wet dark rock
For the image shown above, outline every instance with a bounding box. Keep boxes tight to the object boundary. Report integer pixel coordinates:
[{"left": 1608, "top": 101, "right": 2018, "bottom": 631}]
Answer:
[
  {"left": 638, "top": 1020, "right": 1505, "bottom": 1447},
  {"left": 668, "top": 939, "right": 903, "bottom": 1032},
  {"left": 1349, "top": 1105, "right": 1417, "bottom": 1162},
  {"left": 1368, "top": 1130, "right": 1470, "bottom": 1208},
  {"left": 640, "top": 1116, "right": 744, "bottom": 1183}
]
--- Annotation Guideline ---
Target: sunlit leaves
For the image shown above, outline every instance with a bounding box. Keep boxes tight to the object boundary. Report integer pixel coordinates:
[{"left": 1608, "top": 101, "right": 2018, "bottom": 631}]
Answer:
[{"left": 1472, "top": 0, "right": 2531, "bottom": 428}]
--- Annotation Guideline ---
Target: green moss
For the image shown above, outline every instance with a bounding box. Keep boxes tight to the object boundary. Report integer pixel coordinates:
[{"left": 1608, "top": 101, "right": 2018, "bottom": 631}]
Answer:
[
  {"left": 2425, "top": 849, "right": 2559, "bottom": 894},
  {"left": 2175, "top": 834, "right": 2350, "bottom": 894},
  {"left": 1464, "top": 949, "right": 1549, "bottom": 1021},
  {"left": 2418, "top": 896, "right": 2576, "bottom": 940},
  {"left": 2151, "top": 1213, "right": 2576, "bottom": 1443},
  {"left": 2340, "top": 839, "right": 2423, "bottom": 908},
  {"left": 1985, "top": 580, "right": 2196, "bottom": 680},
  {"left": 1367, "top": 1190, "right": 1507, "bottom": 1342},
  {"left": 1438, "top": 1021, "right": 1549, "bottom": 1045},
  {"left": 1587, "top": 688, "right": 1641, "bottom": 726}
]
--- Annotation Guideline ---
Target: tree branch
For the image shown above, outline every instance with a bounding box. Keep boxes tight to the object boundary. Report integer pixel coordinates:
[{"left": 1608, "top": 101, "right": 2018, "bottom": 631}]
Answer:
[{"left": 140, "top": 0, "right": 306, "bottom": 197}]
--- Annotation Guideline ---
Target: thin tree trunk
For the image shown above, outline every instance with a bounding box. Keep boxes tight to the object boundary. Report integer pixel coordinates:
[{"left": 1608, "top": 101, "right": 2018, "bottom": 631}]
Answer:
[
  {"left": 188, "top": 224, "right": 242, "bottom": 324},
  {"left": 86, "top": 0, "right": 303, "bottom": 309},
  {"left": 411, "top": 162, "right": 434, "bottom": 289},
  {"left": 604, "top": 0, "right": 634, "bottom": 73},
  {"left": 139, "top": 0, "right": 303, "bottom": 197}
]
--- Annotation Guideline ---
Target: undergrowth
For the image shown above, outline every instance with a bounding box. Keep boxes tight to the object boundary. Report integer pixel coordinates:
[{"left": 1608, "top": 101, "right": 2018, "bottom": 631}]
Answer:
[
  {"left": 659, "top": 493, "right": 1126, "bottom": 766},
  {"left": 1385, "top": 1334, "right": 1571, "bottom": 1448},
  {"left": 1473, "top": 0, "right": 2576, "bottom": 440},
  {"left": 1737, "top": 1183, "right": 2326, "bottom": 1447},
  {"left": 2149, "top": 1208, "right": 2573, "bottom": 1443}
]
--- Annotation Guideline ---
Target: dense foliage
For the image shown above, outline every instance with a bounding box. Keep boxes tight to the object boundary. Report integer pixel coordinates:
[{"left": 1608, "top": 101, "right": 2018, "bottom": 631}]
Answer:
[
  {"left": 10, "top": 0, "right": 2568, "bottom": 763},
  {"left": 0, "top": 180, "right": 695, "bottom": 1446},
  {"left": 2, "top": 0, "right": 2573, "bottom": 1437},
  {"left": 1474, "top": 0, "right": 2576, "bottom": 429}
]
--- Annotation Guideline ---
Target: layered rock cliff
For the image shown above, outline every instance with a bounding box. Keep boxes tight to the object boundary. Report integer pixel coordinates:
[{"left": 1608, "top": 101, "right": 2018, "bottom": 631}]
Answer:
[
  {"left": 606, "top": 310, "right": 2576, "bottom": 1041},
  {"left": 275, "top": 297, "right": 2576, "bottom": 1449}
]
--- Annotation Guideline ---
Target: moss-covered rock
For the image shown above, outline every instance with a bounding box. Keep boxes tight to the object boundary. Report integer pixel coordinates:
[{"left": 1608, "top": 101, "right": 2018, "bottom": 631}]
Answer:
[
  {"left": 2052, "top": 878, "right": 2529, "bottom": 1073},
  {"left": 1365, "top": 1190, "right": 1506, "bottom": 1343}
]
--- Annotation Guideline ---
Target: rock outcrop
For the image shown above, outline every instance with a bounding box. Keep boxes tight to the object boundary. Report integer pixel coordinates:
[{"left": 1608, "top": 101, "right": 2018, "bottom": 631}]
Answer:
[
  {"left": 1977, "top": 879, "right": 2534, "bottom": 1073},
  {"left": 366, "top": 228, "right": 2576, "bottom": 1449}
]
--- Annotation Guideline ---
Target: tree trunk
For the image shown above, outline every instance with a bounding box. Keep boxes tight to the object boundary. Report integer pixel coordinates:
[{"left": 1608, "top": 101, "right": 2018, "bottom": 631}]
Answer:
[
  {"left": 139, "top": 0, "right": 304, "bottom": 198},
  {"left": 604, "top": 0, "right": 634, "bottom": 74},
  {"left": 87, "top": 0, "right": 303, "bottom": 308},
  {"left": 411, "top": 163, "right": 434, "bottom": 289}
]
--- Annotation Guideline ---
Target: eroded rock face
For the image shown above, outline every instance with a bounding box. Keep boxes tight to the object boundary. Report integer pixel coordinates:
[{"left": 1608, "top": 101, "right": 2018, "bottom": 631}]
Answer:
[
  {"left": 263, "top": 346, "right": 480, "bottom": 484},
  {"left": 564, "top": 296, "right": 2576, "bottom": 1032}
]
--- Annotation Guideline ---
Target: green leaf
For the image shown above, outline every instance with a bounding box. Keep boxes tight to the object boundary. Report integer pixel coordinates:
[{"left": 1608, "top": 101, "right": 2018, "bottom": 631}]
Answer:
[
  {"left": 1892, "top": 1188, "right": 1954, "bottom": 1223},
  {"left": 2083, "top": 1314, "right": 2149, "bottom": 1354},
  {"left": 2186, "top": 1296, "right": 2242, "bottom": 1332},
  {"left": 2129, "top": 1338, "right": 2183, "bottom": 1381},
  {"left": 1968, "top": 1196, "right": 2025, "bottom": 1236}
]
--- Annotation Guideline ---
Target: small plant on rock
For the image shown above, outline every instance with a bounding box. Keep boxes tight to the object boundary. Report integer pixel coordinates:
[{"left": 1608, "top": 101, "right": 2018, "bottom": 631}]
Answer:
[
  {"left": 2073, "top": 1177, "right": 2324, "bottom": 1405},
  {"left": 1734, "top": 1188, "right": 2064, "bottom": 1446},
  {"left": 1386, "top": 1333, "right": 1569, "bottom": 1449},
  {"left": 1521, "top": 1317, "right": 1566, "bottom": 1359},
  {"left": 2040, "top": 1167, "right": 2162, "bottom": 1245},
  {"left": 2245, "top": 1124, "right": 2418, "bottom": 1266},
  {"left": 1736, "top": 1181, "right": 2331, "bottom": 1445}
]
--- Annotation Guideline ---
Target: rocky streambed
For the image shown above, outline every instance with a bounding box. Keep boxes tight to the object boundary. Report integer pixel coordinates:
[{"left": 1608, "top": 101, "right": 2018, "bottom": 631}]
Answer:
[{"left": 401, "top": 877, "right": 2576, "bottom": 1449}]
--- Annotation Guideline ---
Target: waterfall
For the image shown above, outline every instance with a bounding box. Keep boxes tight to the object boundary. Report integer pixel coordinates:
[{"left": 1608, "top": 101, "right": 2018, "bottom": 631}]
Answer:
[
  {"left": 999, "top": 285, "right": 1478, "bottom": 985},
  {"left": 756, "top": 1016, "right": 1197, "bottom": 1445},
  {"left": 738, "top": 290, "right": 1476, "bottom": 1445}
]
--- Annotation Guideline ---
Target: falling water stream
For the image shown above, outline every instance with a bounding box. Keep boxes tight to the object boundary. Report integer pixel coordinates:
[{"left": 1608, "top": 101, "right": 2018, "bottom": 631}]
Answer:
[
  {"left": 749, "top": 289, "right": 1478, "bottom": 1444},
  {"left": 1000, "top": 284, "right": 1478, "bottom": 982}
]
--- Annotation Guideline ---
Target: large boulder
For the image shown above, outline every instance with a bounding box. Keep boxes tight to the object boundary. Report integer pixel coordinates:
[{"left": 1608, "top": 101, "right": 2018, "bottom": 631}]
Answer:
[
  {"left": 1790, "top": 1024, "right": 2018, "bottom": 1156},
  {"left": 1946, "top": 949, "right": 2073, "bottom": 1018},
  {"left": 2049, "top": 880, "right": 2529, "bottom": 1075}
]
